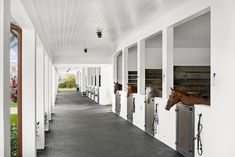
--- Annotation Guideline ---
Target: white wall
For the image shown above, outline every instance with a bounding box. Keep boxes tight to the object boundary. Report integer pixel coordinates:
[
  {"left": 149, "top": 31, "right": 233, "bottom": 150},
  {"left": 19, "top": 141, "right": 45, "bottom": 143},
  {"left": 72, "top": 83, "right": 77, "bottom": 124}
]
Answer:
[
  {"left": 99, "top": 65, "right": 113, "bottom": 105},
  {"left": 174, "top": 48, "right": 210, "bottom": 66},
  {"left": 128, "top": 46, "right": 137, "bottom": 71},
  {"left": 145, "top": 48, "right": 162, "bottom": 69}
]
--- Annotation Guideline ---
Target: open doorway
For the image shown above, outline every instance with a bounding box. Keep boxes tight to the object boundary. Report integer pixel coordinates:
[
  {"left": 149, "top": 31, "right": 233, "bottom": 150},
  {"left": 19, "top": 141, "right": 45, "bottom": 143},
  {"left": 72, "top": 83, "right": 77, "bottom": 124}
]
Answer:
[{"left": 10, "top": 23, "right": 22, "bottom": 157}]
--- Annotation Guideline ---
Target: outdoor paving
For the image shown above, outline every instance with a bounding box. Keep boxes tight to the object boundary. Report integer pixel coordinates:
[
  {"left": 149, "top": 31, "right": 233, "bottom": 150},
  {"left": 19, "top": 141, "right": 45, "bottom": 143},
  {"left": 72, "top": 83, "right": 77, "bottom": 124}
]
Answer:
[{"left": 37, "top": 91, "right": 183, "bottom": 157}]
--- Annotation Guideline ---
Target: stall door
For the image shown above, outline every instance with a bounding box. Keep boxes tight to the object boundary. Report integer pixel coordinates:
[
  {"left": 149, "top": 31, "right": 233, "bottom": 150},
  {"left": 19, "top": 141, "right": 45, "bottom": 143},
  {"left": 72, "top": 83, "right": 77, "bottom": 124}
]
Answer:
[
  {"left": 176, "top": 104, "right": 195, "bottom": 157},
  {"left": 145, "top": 98, "right": 155, "bottom": 136},
  {"left": 115, "top": 92, "right": 121, "bottom": 115},
  {"left": 127, "top": 96, "right": 133, "bottom": 123}
]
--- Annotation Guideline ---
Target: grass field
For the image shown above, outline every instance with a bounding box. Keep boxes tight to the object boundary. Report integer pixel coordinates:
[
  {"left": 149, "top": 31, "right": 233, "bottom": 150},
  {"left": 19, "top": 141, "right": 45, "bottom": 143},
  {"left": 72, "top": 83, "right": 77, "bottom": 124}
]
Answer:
[
  {"left": 10, "top": 114, "right": 18, "bottom": 126},
  {"left": 10, "top": 103, "right": 17, "bottom": 108},
  {"left": 58, "top": 88, "right": 76, "bottom": 92}
]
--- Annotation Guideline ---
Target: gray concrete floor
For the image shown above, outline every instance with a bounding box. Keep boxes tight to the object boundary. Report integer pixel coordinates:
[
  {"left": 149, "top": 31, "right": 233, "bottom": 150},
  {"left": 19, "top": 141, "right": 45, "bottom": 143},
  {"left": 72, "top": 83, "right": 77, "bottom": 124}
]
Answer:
[{"left": 37, "top": 91, "right": 183, "bottom": 157}]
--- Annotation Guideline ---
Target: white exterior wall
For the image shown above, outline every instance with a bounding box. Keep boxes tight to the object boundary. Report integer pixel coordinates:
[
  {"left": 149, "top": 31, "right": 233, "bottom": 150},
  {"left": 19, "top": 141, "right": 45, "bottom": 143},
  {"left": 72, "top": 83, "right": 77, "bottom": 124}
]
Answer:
[{"left": 0, "top": 0, "right": 10, "bottom": 156}]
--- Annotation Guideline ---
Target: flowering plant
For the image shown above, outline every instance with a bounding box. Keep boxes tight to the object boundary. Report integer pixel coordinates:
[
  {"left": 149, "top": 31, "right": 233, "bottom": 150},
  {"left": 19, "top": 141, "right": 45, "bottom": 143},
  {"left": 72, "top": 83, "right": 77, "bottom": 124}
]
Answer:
[{"left": 10, "top": 76, "right": 17, "bottom": 103}]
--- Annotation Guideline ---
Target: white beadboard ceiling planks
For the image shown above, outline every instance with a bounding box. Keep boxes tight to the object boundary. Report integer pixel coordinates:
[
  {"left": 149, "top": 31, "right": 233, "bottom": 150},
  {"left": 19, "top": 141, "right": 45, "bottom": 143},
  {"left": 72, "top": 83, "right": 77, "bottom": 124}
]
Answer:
[{"left": 20, "top": 0, "right": 189, "bottom": 58}]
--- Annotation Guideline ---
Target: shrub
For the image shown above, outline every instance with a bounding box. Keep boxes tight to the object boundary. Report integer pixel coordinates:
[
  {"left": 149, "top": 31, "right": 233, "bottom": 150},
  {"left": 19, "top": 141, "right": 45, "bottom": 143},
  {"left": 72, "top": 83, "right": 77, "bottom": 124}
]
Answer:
[
  {"left": 10, "top": 76, "right": 17, "bottom": 103},
  {"left": 11, "top": 124, "right": 17, "bottom": 157},
  {"left": 58, "top": 74, "right": 76, "bottom": 88}
]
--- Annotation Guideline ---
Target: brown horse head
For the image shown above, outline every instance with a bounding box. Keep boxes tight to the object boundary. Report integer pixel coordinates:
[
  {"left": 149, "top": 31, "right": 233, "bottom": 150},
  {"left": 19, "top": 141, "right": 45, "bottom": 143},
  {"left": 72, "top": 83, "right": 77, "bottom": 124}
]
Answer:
[
  {"left": 114, "top": 82, "right": 122, "bottom": 94},
  {"left": 166, "top": 88, "right": 181, "bottom": 111},
  {"left": 127, "top": 84, "right": 137, "bottom": 97}
]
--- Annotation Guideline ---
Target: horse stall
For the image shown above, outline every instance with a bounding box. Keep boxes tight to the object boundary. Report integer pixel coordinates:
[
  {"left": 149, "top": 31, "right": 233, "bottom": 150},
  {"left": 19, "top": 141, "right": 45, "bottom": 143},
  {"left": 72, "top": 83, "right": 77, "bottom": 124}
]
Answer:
[
  {"left": 126, "top": 45, "right": 138, "bottom": 122},
  {"left": 144, "top": 33, "right": 163, "bottom": 136},
  {"left": 114, "top": 52, "right": 122, "bottom": 115}
]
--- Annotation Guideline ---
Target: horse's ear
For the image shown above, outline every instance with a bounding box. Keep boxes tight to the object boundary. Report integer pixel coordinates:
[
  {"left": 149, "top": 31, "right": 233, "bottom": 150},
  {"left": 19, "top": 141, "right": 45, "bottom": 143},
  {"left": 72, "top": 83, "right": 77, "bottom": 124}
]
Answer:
[{"left": 170, "top": 87, "right": 174, "bottom": 91}]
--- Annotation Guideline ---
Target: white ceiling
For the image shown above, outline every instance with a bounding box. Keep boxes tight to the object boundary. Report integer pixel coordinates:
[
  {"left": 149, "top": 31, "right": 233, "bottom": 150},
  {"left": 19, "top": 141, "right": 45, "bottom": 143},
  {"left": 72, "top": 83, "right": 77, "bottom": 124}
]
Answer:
[{"left": 21, "top": 0, "right": 188, "bottom": 59}]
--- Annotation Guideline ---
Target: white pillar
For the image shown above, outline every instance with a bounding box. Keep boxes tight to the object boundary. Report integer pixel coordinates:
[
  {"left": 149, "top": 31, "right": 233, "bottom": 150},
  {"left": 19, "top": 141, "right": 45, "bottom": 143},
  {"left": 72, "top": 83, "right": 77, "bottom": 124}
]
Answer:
[
  {"left": 113, "top": 55, "right": 117, "bottom": 83},
  {"left": 81, "top": 67, "right": 86, "bottom": 92},
  {"left": 0, "top": 0, "right": 10, "bottom": 156},
  {"left": 162, "top": 27, "right": 174, "bottom": 100},
  {"left": 96, "top": 67, "right": 100, "bottom": 87},
  {"left": 137, "top": 40, "right": 146, "bottom": 95},
  {"left": 122, "top": 48, "right": 128, "bottom": 92},
  {"left": 51, "top": 67, "right": 54, "bottom": 113},
  {"left": 36, "top": 46, "right": 45, "bottom": 149},
  {"left": 22, "top": 29, "right": 36, "bottom": 157},
  {"left": 48, "top": 60, "right": 52, "bottom": 121},
  {"left": 44, "top": 54, "right": 49, "bottom": 131}
]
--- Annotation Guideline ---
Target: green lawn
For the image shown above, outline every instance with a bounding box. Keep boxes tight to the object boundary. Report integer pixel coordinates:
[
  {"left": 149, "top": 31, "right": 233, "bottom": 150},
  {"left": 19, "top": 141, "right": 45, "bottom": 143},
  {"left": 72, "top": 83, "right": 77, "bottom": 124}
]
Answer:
[
  {"left": 58, "top": 88, "right": 76, "bottom": 92},
  {"left": 10, "top": 114, "right": 18, "bottom": 126},
  {"left": 10, "top": 103, "right": 17, "bottom": 108}
]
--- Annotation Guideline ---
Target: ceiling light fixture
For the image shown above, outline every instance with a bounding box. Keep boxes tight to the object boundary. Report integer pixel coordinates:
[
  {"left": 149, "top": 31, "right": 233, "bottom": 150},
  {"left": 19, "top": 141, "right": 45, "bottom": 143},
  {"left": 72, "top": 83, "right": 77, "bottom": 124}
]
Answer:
[
  {"left": 96, "top": 27, "right": 104, "bottom": 38},
  {"left": 84, "top": 48, "right": 88, "bottom": 53}
]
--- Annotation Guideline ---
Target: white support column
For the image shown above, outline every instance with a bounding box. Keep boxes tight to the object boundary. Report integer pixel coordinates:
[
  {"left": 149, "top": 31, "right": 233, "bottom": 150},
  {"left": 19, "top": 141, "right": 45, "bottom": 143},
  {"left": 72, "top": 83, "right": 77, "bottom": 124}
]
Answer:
[
  {"left": 113, "top": 55, "right": 117, "bottom": 83},
  {"left": 22, "top": 29, "right": 36, "bottom": 157},
  {"left": 51, "top": 67, "right": 55, "bottom": 113},
  {"left": 96, "top": 67, "right": 99, "bottom": 87},
  {"left": 137, "top": 40, "right": 146, "bottom": 95},
  {"left": 122, "top": 48, "right": 128, "bottom": 92},
  {"left": 81, "top": 67, "right": 86, "bottom": 92},
  {"left": 0, "top": 0, "right": 10, "bottom": 156},
  {"left": 87, "top": 67, "right": 90, "bottom": 86},
  {"left": 48, "top": 60, "right": 52, "bottom": 121},
  {"left": 162, "top": 27, "right": 174, "bottom": 100},
  {"left": 36, "top": 46, "right": 45, "bottom": 149},
  {"left": 44, "top": 53, "right": 49, "bottom": 131}
]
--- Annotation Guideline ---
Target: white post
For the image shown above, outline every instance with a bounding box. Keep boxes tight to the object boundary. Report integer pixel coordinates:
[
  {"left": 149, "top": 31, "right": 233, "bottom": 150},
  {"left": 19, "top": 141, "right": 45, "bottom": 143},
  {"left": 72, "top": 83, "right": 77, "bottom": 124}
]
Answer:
[
  {"left": 36, "top": 46, "right": 45, "bottom": 149},
  {"left": 122, "top": 48, "right": 128, "bottom": 92},
  {"left": 81, "top": 67, "right": 86, "bottom": 92},
  {"left": 137, "top": 40, "right": 146, "bottom": 95},
  {"left": 113, "top": 55, "right": 117, "bottom": 83},
  {"left": 22, "top": 29, "right": 36, "bottom": 157},
  {"left": 162, "top": 27, "right": 174, "bottom": 100},
  {"left": 0, "top": 0, "right": 10, "bottom": 156},
  {"left": 48, "top": 60, "right": 52, "bottom": 121},
  {"left": 44, "top": 53, "right": 49, "bottom": 131},
  {"left": 96, "top": 67, "right": 99, "bottom": 87}
]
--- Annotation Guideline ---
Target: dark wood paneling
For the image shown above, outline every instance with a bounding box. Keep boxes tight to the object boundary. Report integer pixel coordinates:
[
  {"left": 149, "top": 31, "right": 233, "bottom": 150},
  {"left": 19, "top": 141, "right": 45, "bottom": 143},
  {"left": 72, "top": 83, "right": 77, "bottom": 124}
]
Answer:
[
  {"left": 174, "top": 66, "right": 210, "bottom": 97},
  {"left": 145, "top": 69, "right": 162, "bottom": 97}
]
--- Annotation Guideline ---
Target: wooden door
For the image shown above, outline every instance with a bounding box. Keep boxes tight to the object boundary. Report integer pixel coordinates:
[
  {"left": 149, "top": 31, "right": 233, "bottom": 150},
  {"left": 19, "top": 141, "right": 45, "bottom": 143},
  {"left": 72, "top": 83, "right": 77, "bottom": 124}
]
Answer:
[{"left": 176, "top": 104, "right": 194, "bottom": 157}]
